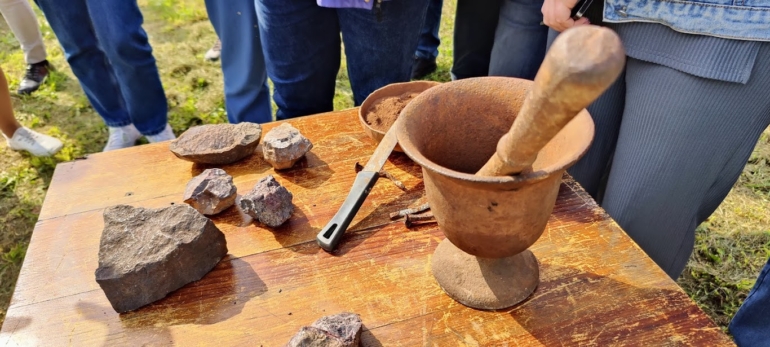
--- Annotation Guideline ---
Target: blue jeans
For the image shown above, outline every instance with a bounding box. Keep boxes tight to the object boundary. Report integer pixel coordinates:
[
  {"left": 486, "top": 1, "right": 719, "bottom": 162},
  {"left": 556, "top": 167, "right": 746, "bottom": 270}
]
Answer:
[
  {"left": 205, "top": 0, "right": 272, "bottom": 124},
  {"left": 34, "top": 0, "right": 167, "bottom": 135},
  {"left": 730, "top": 257, "right": 770, "bottom": 346},
  {"left": 488, "top": 0, "right": 547, "bottom": 80},
  {"left": 415, "top": 0, "right": 443, "bottom": 60},
  {"left": 256, "top": 0, "right": 430, "bottom": 120}
]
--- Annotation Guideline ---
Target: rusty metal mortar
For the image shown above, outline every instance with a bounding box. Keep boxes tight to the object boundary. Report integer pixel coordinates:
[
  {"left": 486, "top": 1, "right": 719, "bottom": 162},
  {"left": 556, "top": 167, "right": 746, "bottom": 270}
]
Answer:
[{"left": 396, "top": 77, "right": 595, "bottom": 310}]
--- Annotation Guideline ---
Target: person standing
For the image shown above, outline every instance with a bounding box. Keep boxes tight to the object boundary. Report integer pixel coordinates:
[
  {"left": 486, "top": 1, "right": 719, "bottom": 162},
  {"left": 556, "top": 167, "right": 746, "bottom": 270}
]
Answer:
[
  {"left": 34, "top": 0, "right": 175, "bottom": 151},
  {"left": 0, "top": 0, "right": 50, "bottom": 95},
  {"left": 1, "top": 66, "right": 62, "bottom": 156},
  {"left": 542, "top": 0, "right": 770, "bottom": 279},
  {"left": 451, "top": 0, "right": 547, "bottom": 81},
  {"left": 205, "top": 0, "right": 272, "bottom": 123},
  {"left": 256, "top": 0, "right": 430, "bottom": 120},
  {"left": 412, "top": 0, "right": 443, "bottom": 80}
]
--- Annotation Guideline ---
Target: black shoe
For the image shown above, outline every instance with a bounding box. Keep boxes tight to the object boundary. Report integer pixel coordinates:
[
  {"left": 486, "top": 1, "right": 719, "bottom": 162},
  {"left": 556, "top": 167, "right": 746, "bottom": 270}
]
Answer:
[
  {"left": 411, "top": 57, "right": 437, "bottom": 80},
  {"left": 18, "top": 60, "right": 50, "bottom": 95}
]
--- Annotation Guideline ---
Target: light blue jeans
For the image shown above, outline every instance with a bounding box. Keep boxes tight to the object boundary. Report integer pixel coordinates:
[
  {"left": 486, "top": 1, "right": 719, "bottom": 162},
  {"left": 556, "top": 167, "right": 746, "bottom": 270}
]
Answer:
[
  {"left": 415, "top": 0, "right": 442, "bottom": 60},
  {"left": 34, "top": 0, "right": 168, "bottom": 135},
  {"left": 730, "top": 257, "right": 770, "bottom": 346},
  {"left": 488, "top": 0, "right": 547, "bottom": 80},
  {"left": 205, "top": 0, "right": 272, "bottom": 124}
]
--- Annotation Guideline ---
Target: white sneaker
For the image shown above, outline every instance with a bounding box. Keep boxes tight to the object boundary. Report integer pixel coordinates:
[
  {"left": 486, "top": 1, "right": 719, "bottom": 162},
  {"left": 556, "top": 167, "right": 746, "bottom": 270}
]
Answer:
[
  {"left": 4, "top": 127, "right": 63, "bottom": 157},
  {"left": 145, "top": 124, "right": 176, "bottom": 143},
  {"left": 204, "top": 40, "right": 221, "bottom": 62},
  {"left": 104, "top": 124, "right": 142, "bottom": 152}
]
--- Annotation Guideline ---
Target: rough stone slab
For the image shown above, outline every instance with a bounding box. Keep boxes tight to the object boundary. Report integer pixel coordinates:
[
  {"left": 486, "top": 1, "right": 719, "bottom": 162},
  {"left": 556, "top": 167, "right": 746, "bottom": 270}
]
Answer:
[
  {"left": 261, "top": 123, "right": 313, "bottom": 170},
  {"left": 183, "top": 168, "right": 237, "bottom": 215},
  {"left": 238, "top": 175, "right": 294, "bottom": 228},
  {"left": 311, "top": 312, "right": 362, "bottom": 347},
  {"left": 169, "top": 122, "right": 262, "bottom": 165},
  {"left": 287, "top": 326, "right": 345, "bottom": 347},
  {"left": 95, "top": 204, "right": 228, "bottom": 313}
]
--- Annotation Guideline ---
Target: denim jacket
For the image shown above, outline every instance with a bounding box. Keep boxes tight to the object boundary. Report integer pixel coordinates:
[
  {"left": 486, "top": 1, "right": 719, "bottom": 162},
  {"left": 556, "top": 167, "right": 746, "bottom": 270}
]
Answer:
[{"left": 603, "top": 0, "right": 770, "bottom": 42}]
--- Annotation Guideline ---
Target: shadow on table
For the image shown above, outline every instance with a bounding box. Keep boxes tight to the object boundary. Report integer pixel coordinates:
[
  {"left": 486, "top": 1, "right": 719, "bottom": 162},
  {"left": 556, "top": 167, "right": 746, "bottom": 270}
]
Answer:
[
  {"left": 76, "top": 257, "right": 266, "bottom": 341},
  {"left": 505, "top": 262, "right": 719, "bottom": 346},
  {"left": 273, "top": 152, "right": 335, "bottom": 190},
  {"left": 361, "top": 324, "right": 385, "bottom": 347}
]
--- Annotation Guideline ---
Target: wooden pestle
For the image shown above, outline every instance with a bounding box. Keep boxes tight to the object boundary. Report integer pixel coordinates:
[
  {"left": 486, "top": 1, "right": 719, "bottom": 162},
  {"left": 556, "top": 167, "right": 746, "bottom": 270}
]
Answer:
[{"left": 476, "top": 26, "right": 626, "bottom": 177}]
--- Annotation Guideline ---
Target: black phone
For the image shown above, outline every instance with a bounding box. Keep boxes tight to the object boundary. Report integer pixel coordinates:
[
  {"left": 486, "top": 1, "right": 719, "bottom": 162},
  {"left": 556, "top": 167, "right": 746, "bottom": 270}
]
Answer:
[{"left": 571, "top": 0, "right": 595, "bottom": 20}]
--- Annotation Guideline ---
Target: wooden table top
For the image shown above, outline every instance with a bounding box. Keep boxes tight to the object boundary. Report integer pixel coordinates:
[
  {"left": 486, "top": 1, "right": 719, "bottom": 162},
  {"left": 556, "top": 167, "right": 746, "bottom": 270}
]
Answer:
[{"left": 0, "top": 109, "right": 732, "bottom": 346}]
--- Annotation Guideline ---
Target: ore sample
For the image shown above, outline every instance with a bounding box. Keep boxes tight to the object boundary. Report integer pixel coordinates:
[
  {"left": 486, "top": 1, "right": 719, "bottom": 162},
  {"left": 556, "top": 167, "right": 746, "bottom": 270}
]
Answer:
[
  {"left": 261, "top": 123, "right": 313, "bottom": 170},
  {"left": 311, "top": 312, "right": 362, "bottom": 347},
  {"left": 238, "top": 175, "right": 294, "bottom": 227},
  {"left": 169, "top": 122, "right": 262, "bottom": 165},
  {"left": 95, "top": 204, "right": 228, "bottom": 313},
  {"left": 287, "top": 327, "right": 345, "bottom": 347},
  {"left": 286, "top": 312, "right": 363, "bottom": 347},
  {"left": 183, "top": 168, "right": 237, "bottom": 215}
]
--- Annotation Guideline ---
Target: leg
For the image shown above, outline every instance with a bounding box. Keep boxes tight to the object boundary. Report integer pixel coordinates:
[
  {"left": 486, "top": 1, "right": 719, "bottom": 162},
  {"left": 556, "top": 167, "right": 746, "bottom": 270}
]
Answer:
[
  {"left": 34, "top": 0, "right": 132, "bottom": 128},
  {"left": 451, "top": 0, "right": 502, "bottom": 80},
  {"left": 339, "top": 0, "right": 431, "bottom": 106},
  {"left": 412, "top": 0, "right": 443, "bottom": 79},
  {"left": 0, "top": 66, "right": 62, "bottom": 156},
  {"left": 0, "top": 0, "right": 46, "bottom": 64},
  {"left": 256, "top": 0, "right": 340, "bottom": 120},
  {"left": 729, "top": 257, "right": 770, "bottom": 346},
  {"left": 415, "top": 0, "right": 442, "bottom": 60},
  {"left": 205, "top": 0, "right": 272, "bottom": 124},
  {"left": 601, "top": 47, "right": 770, "bottom": 279},
  {"left": 547, "top": 28, "right": 626, "bottom": 199},
  {"left": 488, "top": 0, "right": 548, "bottom": 80},
  {"left": 83, "top": 0, "right": 168, "bottom": 136}
]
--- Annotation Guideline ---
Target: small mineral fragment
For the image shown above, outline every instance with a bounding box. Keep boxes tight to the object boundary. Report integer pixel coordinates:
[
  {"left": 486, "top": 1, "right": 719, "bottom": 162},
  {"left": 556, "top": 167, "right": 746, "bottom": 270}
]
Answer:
[
  {"left": 287, "top": 327, "right": 345, "bottom": 347},
  {"left": 183, "top": 168, "right": 237, "bottom": 215},
  {"left": 261, "top": 123, "right": 313, "bottom": 170},
  {"left": 238, "top": 175, "right": 294, "bottom": 227},
  {"left": 95, "top": 204, "right": 228, "bottom": 313},
  {"left": 169, "top": 122, "right": 262, "bottom": 165},
  {"left": 311, "top": 312, "right": 362, "bottom": 347}
]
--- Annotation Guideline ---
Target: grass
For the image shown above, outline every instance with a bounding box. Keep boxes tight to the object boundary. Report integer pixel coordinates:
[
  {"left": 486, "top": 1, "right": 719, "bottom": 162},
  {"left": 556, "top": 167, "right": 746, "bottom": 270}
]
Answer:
[{"left": 0, "top": 0, "right": 768, "bottom": 334}]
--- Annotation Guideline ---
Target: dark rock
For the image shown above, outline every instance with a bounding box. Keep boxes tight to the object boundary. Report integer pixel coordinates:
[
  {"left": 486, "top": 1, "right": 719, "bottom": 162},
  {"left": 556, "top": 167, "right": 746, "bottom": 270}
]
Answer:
[
  {"left": 287, "top": 327, "right": 345, "bottom": 347},
  {"left": 183, "top": 168, "right": 237, "bottom": 215},
  {"left": 95, "top": 204, "right": 228, "bottom": 313},
  {"left": 261, "top": 123, "right": 313, "bottom": 170},
  {"left": 311, "top": 312, "right": 362, "bottom": 347},
  {"left": 238, "top": 175, "right": 294, "bottom": 227},
  {"left": 169, "top": 122, "right": 262, "bottom": 165}
]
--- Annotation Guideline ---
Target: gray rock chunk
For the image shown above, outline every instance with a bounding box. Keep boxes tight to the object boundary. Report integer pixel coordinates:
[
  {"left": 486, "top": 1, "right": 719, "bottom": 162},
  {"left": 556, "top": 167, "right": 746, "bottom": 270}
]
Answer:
[
  {"left": 287, "top": 327, "right": 345, "bottom": 347},
  {"left": 170, "top": 122, "right": 262, "bottom": 165},
  {"left": 95, "top": 204, "right": 228, "bottom": 313},
  {"left": 184, "top": 168, "right": 237, "bottom": 215},
  {"left": 261, "top": 123, "right": 313, "bottom": 170},
  {"left": 311, "top": 312, "right": 362, "bottom": 347},
  {"left": 238, "top": 175, "right": 294, "bottom": 227}
]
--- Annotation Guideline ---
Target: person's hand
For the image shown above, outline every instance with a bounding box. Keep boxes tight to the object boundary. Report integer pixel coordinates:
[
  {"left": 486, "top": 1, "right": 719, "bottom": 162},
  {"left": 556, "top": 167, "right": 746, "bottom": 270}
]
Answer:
[{"left": 542, "top": 0, "right": 590, "bottom": 32}]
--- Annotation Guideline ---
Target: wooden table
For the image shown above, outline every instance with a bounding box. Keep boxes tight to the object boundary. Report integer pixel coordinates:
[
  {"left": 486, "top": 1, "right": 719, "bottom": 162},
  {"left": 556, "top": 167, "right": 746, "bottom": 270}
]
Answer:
[{"left": 0, "top": 109, "right": 733, "bottom": 346}]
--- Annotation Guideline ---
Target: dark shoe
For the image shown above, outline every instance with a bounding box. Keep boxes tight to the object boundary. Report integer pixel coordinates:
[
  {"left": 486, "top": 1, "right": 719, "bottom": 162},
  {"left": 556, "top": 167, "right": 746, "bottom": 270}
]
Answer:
[
  {"left": 411, "top": 57, "right": 437, "bottom": 80},
  {"left": 18, "top": 60, "right": 50, "bottom": 95}
]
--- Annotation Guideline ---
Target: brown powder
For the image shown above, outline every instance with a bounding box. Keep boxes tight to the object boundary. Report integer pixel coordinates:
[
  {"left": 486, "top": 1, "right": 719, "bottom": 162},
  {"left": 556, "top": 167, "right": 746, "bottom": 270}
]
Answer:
[{"left": 364, "top": 92, "right": 421, "bottom": 132}]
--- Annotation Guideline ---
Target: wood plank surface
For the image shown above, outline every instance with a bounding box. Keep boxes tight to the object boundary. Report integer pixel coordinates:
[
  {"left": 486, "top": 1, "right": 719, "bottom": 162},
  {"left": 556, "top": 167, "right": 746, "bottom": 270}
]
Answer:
[{"left": 0, "top": 109, "right": 733, "bottom": 346}]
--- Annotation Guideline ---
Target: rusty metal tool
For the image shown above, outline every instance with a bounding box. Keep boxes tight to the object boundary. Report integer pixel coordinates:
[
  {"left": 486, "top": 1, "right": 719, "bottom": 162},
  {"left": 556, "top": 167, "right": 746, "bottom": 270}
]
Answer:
[
  {"left": 476, "top": 26, "right": 625, "bottom": 177},
  {"left": 317, "top": 119, "right": 400, "bottom": 252}
]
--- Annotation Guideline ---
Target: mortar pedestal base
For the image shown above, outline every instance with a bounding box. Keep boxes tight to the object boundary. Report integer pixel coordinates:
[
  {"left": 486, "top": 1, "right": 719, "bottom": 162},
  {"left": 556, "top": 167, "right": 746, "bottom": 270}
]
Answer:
[{"left": 431, "top": 239, "right": 539, "bottom": 310}]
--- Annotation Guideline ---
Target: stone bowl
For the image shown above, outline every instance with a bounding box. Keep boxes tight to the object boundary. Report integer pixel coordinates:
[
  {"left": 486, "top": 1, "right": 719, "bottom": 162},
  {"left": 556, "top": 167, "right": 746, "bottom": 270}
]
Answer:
[
  {"left": 169, "top": 123, "right": 262, "bottom": 165},
  {"left": 359, "top": 81, "right": 441, "bottom": 153}
]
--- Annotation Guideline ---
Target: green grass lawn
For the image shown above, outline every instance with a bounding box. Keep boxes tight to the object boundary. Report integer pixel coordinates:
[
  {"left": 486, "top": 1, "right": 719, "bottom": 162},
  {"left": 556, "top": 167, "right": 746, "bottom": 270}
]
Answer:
[{"left": 1, "top": 0, "right": 768, "bottom": 332}]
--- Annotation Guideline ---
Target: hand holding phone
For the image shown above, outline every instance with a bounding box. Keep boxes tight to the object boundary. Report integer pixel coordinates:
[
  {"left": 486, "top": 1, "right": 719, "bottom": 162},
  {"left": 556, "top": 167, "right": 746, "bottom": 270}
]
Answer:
[{"left": 570, "top": 0, "right": 594, "bottom": 20}]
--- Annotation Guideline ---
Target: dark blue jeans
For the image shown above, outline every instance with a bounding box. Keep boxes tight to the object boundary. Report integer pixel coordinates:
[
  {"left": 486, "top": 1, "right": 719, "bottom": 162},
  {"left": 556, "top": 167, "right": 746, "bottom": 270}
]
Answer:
[
  {"left": 415, "top": 0, "right": 443, "bottom": 60},
  {"left": 34, "top": 0, "right": 168, "bottom": 135},
  {"left": 255, "top": 0, "right": 430, "bottom": 120},
  {"left": 730, "top": 258, "right": 770, "bottom": 346},
  {"left": 205, "top": 0, "right": 272, "bottom": 124}
]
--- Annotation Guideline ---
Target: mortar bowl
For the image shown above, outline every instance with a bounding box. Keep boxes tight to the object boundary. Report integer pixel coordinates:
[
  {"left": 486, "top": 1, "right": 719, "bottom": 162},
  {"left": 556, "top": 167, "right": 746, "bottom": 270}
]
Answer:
[{"left": 396, "top": 77, "right": 594, "bottom": 309}]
